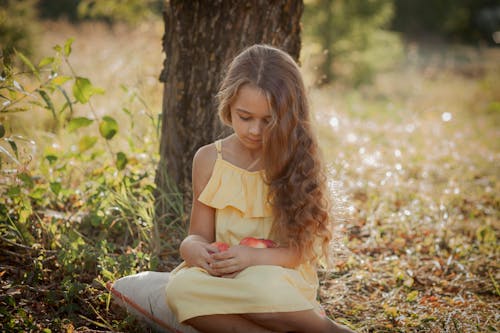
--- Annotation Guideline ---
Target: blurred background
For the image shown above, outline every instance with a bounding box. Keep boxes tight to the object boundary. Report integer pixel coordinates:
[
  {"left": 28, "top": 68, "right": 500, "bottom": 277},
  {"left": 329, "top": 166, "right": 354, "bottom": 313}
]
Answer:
[
  {"left": 0, "top": 1, "right": 498, "bottom": 332},
  {"left": 3, "top": 0, "right": 499, "bottom": 85}
]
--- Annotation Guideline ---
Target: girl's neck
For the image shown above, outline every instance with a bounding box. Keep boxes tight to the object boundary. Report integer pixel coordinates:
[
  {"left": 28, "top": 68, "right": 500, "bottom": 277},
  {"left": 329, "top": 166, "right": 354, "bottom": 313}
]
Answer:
[
  {"left": 226, "top": 134, "right": 263, "bottom": 170},
  {"left": 234, "top": 134, "right": 262, "bottom": 159}
]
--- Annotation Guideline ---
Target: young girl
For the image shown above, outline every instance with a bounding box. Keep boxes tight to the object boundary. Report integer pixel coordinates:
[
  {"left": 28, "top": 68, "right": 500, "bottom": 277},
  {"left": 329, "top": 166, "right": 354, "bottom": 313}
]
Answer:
[{"left": 165, "top": 44, "right": 354, "bottom": 333}]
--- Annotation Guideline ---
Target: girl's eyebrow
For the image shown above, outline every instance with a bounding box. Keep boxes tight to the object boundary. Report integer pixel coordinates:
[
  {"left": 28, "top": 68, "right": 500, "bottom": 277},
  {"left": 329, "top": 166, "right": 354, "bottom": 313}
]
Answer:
[{"left": 235, "top": 108, "right": 252, "bottom": 114}]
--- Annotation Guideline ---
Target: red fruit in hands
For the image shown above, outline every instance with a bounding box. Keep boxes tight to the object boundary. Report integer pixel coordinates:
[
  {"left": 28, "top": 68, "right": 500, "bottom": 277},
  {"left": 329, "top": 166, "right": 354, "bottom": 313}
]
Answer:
[
  {"left": 210, "top": 241, "right": 229, "bottom": 252},
  {"left": 261, "top": 239, "right": 278, "bottom": 248},
  {"left": 239, "top": 237, "right": 277, "bottom": 248}
]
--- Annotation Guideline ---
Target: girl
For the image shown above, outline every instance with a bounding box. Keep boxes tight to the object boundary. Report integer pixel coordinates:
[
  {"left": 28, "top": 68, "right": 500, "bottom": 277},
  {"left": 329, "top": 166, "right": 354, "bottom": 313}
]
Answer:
[{"left": 165, "top": 44, "right": 354, "bottom": 333}]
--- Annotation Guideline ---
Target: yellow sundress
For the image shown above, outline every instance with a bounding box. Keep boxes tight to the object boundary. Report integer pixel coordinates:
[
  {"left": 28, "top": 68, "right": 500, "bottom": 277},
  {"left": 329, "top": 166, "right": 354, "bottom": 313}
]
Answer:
[{"left": 165, "top": 140, "right": 323, "bottom": 323}]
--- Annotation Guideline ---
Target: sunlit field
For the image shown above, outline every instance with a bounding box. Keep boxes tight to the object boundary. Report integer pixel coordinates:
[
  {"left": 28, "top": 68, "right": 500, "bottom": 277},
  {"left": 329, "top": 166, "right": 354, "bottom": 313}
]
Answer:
[
  {"left": 1, "top": 20, "right": 498, "bottom": 332},
  {"left": 15, "top": 20, "right": 164, "bottom": 160},
  {"left": 311, "top": 46, "right": 499, "bottom": 331}
]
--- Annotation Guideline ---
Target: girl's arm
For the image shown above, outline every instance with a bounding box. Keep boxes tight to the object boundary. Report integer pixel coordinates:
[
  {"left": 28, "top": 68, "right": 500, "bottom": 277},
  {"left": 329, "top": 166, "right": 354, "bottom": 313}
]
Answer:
[
  {"left": 178, "top": 144, "right": 220, "bottom": 274},
  {"left": 246, "top": 246, "right": 302, "bottom": 268},
  {"left": 210, "top": 244, "right": 302, "bottom": 277}
]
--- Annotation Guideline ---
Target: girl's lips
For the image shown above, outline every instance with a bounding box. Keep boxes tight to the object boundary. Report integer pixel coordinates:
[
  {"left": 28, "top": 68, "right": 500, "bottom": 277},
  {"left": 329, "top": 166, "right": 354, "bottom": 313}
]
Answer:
[{"left": 247, "top": 137, "right": 262, "bottom": 143}]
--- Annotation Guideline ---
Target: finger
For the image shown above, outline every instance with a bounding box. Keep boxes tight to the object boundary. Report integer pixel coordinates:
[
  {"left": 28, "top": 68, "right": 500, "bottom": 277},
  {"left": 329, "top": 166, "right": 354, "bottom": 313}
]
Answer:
[
  {"left": 214, "top": 262, "right": 241, "bottom": 275},
  {"left": 204, "top": 254, "right": 216, "bottom": 264},
  {"left": 211, "top": 258, "right": 235, "bottom": 270},
  {"left": 207, "top": 268, "right": 220, "bottom": 276},
  {"left": 211, "top": 251, "right": 232, "bottom": 260},
  {"left": 202, "top": 262, "right": 220, "bottom": 276},
  {"left": 221, "top": 272, "right": 238, "bottom": 279},
  {"left": 205, "top": 244, "right": 220, "bottom": 254}
]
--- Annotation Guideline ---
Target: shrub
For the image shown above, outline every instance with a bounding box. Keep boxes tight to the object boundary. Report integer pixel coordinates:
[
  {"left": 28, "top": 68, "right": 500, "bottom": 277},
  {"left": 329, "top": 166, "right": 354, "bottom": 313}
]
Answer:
[{"left": 0, "top": 0, "right": 39, "bottom": 58}]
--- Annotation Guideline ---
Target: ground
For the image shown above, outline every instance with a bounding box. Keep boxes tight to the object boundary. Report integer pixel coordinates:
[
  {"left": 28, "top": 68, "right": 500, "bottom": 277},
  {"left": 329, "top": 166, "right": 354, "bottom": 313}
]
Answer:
[{"left": 0, "top": 20, "right": 498, "bottom": 332}]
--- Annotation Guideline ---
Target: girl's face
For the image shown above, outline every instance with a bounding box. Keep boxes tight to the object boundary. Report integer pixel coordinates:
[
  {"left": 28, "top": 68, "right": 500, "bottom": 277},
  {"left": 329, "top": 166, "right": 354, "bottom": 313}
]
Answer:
[{"left": 229, "top": 84, "right": 271, "bottom": 151}]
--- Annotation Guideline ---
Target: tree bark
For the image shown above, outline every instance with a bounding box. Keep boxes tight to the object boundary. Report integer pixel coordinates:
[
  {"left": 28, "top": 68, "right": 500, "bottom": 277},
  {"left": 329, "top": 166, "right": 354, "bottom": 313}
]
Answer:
[{"left": 154, "top": 0, "right": 303, "bottom": 256}]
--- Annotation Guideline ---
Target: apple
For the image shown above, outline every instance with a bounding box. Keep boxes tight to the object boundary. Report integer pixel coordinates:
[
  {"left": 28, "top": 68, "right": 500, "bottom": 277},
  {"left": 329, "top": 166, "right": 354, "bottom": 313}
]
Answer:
[
  {"left": 239, "top": 237, "right": 277, "bottom": 248},
  {"left": 210, "top": 241, "right": 229, "bottom": 252}
]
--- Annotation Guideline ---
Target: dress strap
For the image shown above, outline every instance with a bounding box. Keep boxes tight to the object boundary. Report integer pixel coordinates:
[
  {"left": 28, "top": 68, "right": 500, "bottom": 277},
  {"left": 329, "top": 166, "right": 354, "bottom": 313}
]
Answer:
[{"left": 215, "top": 140, "right": 222, "bottom": 159}]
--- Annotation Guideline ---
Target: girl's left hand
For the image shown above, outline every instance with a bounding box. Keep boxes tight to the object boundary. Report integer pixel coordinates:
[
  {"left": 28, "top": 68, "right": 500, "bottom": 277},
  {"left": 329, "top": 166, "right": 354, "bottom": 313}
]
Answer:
[{"left": 209, "top": 245, "right": 255, "bottom": 278}]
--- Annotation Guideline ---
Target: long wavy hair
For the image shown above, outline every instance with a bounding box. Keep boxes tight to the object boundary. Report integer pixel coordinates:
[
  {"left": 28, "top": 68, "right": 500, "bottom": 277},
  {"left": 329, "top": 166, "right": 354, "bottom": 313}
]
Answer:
[{"left": 217, "top": 44, "right": 332, "bottom": 263}]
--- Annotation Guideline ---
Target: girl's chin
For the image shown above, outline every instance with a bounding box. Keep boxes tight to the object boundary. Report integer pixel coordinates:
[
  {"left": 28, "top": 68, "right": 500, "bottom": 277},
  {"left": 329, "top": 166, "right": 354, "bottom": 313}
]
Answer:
[{"left": 243, "top": 139, "right": 262, "bottom": 148}]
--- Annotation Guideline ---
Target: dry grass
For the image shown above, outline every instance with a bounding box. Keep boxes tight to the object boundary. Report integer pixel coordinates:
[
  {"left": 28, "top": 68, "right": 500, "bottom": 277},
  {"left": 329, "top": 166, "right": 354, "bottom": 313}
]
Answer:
[
  {"left": 38, "top": 19, "right": 164, "bottom": 114},
  {"left": 9, "top": 19, "right": 164, "bottom": 169},
  {"left": 4, "top": 20, "right": 499, "bottom": 332},
  {"left": 312, "top": 45, "right": 499, "bottom": 331}
]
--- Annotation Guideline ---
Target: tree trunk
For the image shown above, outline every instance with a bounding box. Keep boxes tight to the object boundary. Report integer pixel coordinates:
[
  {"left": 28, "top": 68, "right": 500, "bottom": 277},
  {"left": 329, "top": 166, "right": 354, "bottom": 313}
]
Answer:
[{"left": 154, "top": 0, "right": 303, "bottom": 261}]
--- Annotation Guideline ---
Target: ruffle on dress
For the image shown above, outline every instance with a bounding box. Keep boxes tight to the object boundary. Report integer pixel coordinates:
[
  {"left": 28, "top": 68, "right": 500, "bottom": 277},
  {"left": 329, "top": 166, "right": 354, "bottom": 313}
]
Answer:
[{"left": 198, "top": 159, "right": 272, "bottom": 218}]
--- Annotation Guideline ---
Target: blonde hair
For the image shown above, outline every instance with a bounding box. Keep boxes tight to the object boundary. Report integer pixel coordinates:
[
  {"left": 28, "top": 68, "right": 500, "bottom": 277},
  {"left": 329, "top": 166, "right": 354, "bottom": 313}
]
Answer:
[{"left": 217, "top": 44, "right": 331, "bottom": 263}]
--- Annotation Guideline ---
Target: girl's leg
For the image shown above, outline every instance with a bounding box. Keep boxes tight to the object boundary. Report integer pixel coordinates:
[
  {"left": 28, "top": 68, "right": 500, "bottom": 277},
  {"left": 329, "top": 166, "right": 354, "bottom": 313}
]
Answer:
[
  {"left": 185, "top": 314, "right": 278, "bottom": 333},
  {"left": 243, "top": 309, "right": 355, "bottom": 333}
]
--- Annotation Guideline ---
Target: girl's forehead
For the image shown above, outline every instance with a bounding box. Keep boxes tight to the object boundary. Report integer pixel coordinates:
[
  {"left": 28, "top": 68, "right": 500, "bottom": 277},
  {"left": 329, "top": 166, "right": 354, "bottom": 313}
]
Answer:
[
  {"left": 236, "top": 83, "right": 266, "bottom": 98},
  {"left": 232, "top": 84, "right": 271, "bottom": 116}
]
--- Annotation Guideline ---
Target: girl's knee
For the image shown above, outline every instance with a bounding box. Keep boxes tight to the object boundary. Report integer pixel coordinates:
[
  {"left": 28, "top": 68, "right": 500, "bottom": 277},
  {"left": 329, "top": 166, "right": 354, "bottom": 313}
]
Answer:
[{"left": 243, "top": 312, "right": 292, "bottom": 331}]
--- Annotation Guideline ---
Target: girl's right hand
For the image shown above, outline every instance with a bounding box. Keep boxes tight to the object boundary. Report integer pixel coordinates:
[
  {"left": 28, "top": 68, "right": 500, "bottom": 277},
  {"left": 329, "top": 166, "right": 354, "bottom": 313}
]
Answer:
[{"left": 180, "top": 238, "right": 220, "bottom": 276}]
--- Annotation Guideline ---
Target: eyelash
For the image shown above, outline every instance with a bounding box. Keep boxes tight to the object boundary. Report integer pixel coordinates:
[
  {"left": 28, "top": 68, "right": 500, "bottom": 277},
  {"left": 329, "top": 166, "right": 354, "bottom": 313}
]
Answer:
[{"left": 239, "top": 115, "right": 270, "bottom": 124}]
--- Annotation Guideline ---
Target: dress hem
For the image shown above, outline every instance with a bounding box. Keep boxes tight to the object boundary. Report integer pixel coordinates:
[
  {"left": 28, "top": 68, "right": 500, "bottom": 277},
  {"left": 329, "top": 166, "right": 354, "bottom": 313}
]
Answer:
[{"left": 177, "top": 304, "right": 317, "bottom": 323}]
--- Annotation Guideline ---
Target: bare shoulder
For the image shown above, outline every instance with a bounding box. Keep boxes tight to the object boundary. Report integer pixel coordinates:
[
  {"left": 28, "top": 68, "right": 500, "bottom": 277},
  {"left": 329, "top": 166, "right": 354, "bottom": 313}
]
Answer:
[
  {"left": 193, "top": 142, "right": 217, "bottom": 168},
  {"left": 192, "top": 142, "right": 218, "bottom": 188}
]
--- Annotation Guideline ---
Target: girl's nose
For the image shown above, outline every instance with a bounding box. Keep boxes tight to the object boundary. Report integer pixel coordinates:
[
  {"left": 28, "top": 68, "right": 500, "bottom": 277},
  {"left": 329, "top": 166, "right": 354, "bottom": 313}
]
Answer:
[{"left": 249, "top": 121, "right": 262, "bottom": 135}]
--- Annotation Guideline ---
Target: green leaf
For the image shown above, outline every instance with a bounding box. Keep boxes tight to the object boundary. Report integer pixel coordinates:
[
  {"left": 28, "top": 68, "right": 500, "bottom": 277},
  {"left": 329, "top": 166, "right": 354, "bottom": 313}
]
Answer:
[
  {"left": 0, "top": 145, "right": 20, "bottom": 165},
  {"left": 101, "top": 268, "right": 115, "bottom": 281},
  {"left": 406, "top": 290, "right": 419, "bottom": 302},
  {"left": 0, "top": 123, "right": 4, "bottom": 138},
  {"left": 18, "top": 173, "right": 34, "bottom": 189},
  {"left": 59, "top": 101, "right": 69, "bottom": 114},
  {"left": 18, "top": 197, "right": 33, "bottom": 226},
  {"left": 487, "top": 101, "right": 500, "bottom": 113},
  {"left": 50, "top": 181, "right": 62, "bottom": 196},
  {"left": 72, "top": 77, "right": 104, "bottom": 104},
  {"left": 16, "top": 50, "right": 39, "bottom": 80},
  {"left": 51, "top": 75, "right": 71, "bottom": 86},
  {"left": 38, "top": 56, "right": 55, "bottom": 68},
  {"left": 30, "top": 187, "right": 46, "bottom": 200},
  {"left": 5, "top": 138, "right": 18, "bottom": 158},
  {"left": 1, "top": 106, "right": 29, "bottom": 113},
  {"left": 73, "top": 77, "right": 92, "bottom": 103},
  {"left": 45, "top": 154, "right": 58, "bottom": 164},
  {"left": 121, "top": 107, "right": 131, "bottom": 116},
  {"left": 116, "top": 151, "right": 128, "bottom": 170},
  {"left": 383, "top": 305, "right": 398, "bottom": 318},
  {"left": 78, "top": 135, "right": 98, "bottom": 152},
  {"left": 68, "top": 117, "right": 93, "bottom": 132},
  {"left": 7, "top": 186, "right": 21, "bottom": 197},
  {"left": 57, "top": 86, "right": 74, "bottom": 116},
  {"left": 64, "top": 38, "right": 74, "bottom": 57},
  {"left": 99, "top": 116, "right": 118, "bottom": 140},
  {"left": 477, "top": 225, "right": 496, "bottom": 244},
  {"left": 37, "top": 89, "right": 57, "bottom": 120}
]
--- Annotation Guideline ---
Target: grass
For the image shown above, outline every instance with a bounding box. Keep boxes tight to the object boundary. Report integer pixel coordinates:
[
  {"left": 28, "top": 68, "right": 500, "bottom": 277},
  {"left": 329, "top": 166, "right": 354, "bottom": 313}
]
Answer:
[
  {"left": 312, "top": 44, "right": 499, "bottom": 332},
  {"left": 1, "top": 20, "right": 499, "bottom": 332}
]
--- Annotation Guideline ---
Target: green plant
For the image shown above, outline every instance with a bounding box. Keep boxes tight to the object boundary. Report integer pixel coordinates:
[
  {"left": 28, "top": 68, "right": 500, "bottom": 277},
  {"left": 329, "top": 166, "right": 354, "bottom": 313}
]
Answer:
[
  {"left": 0, "top": 0, "right": 39, "bottom": 58},
  {"left": 77, "top": 0, "right": 163, "bottom": 25},
  {"left": 0, "top": 38, "right": 184, "bottom": 331},
  {"left": 302, "top": 0, "right": 403, "bottom": 87}
]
